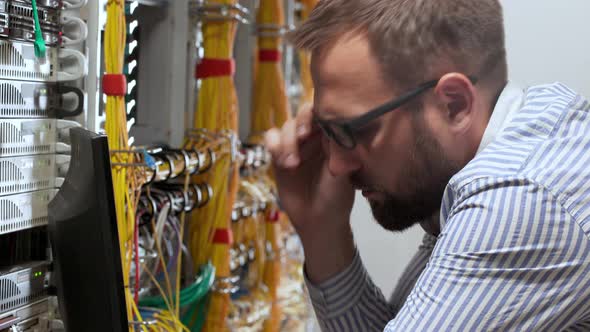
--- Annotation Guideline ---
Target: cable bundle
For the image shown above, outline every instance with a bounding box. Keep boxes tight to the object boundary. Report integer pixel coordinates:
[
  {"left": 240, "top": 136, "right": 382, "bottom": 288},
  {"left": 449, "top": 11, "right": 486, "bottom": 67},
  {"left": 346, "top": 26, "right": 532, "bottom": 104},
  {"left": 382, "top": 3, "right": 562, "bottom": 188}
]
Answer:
[
  {"left": 249, "top": 1, "right": 292, "bottom": 330},
  {"left": 105, "top": 2, "right": 189, "bottom": 330},
  {"left": 107, "top": 143, "right": 226, "bottom": 331},
  {"left": 103, "top": 0, "right": 138, "bottom": 327},
  {"left": 134, "top": 180, "right": 214, "bottom": 326},
  {"left": 250, "top": 0, "right": 291, "bottom": 144},
  {"left": 185, "top": 0, "right": 241, "bottom": 330},
  {"left": 225, "top": 148, "right": 279, "bottom": 330}
]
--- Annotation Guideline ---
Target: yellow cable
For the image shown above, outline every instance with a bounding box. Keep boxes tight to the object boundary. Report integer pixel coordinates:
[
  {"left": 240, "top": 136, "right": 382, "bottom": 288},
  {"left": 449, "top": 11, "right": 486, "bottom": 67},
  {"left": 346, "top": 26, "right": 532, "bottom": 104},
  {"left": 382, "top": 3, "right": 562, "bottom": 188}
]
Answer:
[
  {"left": 174, "top": 173, "right": 191, "bottom": 320},
  {"left": 130, "top": 302, "right": 149, "bottom": 332},
  {"left": 186, "top": 0, "right": 240, "bottom": 330},
  {"left": 140, "top": 261, "right": 175, "bottom": 316},
  {"left": 150, "top": 215, "right": 174, "bottom": 310},
  {"left": 104, "top": 0, "right": 137, "bottom": 328},
  {"left": 249, "top": 0, "right": 290, "bottom": 330},
  {"left": 250, "top": 0, "right": 290, "bottom": 143}
]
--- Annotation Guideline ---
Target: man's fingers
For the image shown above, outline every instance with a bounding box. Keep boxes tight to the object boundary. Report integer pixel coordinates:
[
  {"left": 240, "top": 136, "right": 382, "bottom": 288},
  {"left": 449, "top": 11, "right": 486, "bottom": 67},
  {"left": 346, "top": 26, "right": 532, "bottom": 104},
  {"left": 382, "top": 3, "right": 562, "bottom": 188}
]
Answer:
[
  {"left": 278, "top": 119, "right": 300, "bottom": 168},
  {"left": 298, "top": 131, "right": 323, "bottom": 163},
  {"left": 295, "top": 102, "right": 315, "bottom": 140},
  {"left": 264, "top": 112, "right": 324, "bottom": 170},
  {"left": 264, "top": 121, "right": 300, "bottom": 169},
  {"left": 264, "top": 128, "right": 282, "bottom": 158}
]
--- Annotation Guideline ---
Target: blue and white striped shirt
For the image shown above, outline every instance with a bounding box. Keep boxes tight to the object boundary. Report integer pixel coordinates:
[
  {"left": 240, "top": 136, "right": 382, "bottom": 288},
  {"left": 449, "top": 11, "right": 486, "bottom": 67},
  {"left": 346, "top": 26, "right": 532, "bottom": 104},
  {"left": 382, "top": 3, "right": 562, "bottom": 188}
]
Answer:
[{"left": 306, "top": 82, "right": 590, "bottom": 331}]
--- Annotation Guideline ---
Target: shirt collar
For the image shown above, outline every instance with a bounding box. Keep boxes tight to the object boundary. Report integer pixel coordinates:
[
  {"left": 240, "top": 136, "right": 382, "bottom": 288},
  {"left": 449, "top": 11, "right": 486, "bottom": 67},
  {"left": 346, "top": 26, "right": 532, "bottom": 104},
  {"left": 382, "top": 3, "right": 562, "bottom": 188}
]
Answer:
[
  {"left": 476, "top": 81, "right": 525, "bottom": 154},
  {"left": 432, "top": 83, "right": 526, "bottom": 236}
]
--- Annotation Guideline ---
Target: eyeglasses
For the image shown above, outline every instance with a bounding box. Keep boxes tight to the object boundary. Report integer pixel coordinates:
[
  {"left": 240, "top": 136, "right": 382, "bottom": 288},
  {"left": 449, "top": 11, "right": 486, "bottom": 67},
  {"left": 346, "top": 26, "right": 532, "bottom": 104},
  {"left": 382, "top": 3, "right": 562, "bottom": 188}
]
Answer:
[{"left": 314, "top": 76, "right": 477, "bottom": 149}]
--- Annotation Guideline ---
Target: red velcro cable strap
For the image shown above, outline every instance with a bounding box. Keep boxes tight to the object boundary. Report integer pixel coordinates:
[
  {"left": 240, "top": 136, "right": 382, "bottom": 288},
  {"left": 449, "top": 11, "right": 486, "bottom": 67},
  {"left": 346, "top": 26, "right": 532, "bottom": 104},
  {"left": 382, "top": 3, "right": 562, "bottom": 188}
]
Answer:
[
  {"left": 259, "top": 49, "right": 281, "bottom": 62},
  {"left": 267, "top": 209, "right": 280, "bottom": 223},
  {"left": 212, "top": 228, "right": 233, "bottom": 244},
  {"left": 196, "top": 58, "right": 236, "bottom": 79},
  {"left": 102, "top": 74, "right": 127, "bottom": 96}
]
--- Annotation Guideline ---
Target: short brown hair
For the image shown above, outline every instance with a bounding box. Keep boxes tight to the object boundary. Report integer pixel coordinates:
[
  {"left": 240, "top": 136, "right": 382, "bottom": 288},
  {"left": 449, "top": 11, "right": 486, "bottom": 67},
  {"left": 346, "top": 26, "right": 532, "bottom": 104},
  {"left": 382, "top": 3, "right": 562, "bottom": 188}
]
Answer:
[{"left": 291, "top": 0, "right": 507, "bottom": 90}]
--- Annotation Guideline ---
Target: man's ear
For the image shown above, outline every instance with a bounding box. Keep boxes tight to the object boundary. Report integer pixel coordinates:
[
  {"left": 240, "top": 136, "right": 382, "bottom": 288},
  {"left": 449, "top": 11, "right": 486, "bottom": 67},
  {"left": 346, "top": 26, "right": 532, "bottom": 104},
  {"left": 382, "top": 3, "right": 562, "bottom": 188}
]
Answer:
[{"left": 434, "top": 73, "right": 476, "bottom": 132}]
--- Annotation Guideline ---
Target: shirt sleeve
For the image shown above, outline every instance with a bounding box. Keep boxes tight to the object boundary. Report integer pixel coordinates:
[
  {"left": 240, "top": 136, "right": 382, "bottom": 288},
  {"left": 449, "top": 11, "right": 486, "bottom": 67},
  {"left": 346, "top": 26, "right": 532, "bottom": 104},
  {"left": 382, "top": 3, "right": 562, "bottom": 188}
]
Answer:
[
  {"left": 304, "top": 233, "right": 436, "bottom": 332},
  {"left": 388, "top": 233, "right": 437, "bottom": 313},
  {"left": 386, "top": 178, "right": 590, "bottom": 331}
]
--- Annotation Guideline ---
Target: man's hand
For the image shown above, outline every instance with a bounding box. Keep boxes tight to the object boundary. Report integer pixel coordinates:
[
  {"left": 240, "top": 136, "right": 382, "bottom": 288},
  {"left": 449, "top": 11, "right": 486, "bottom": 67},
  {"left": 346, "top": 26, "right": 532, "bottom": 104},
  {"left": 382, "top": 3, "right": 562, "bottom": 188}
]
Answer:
[{"left": 264, "top": 105, "right": 356, "bottom": 283}]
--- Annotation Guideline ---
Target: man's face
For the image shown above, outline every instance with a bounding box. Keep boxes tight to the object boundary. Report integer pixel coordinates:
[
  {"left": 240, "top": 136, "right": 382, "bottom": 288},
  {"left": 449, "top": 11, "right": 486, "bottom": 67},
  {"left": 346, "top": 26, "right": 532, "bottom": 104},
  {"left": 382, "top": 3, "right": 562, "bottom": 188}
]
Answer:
[{"left": 312, "top": 34, "right": 462, "bottom": 232}]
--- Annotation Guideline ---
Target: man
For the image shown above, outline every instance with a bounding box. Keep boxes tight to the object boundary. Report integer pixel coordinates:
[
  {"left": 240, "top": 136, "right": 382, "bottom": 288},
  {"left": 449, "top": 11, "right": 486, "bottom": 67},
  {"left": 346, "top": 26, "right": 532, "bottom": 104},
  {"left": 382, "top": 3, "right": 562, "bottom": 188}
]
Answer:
[{"left": 265, "top": 0, "right": 590, "bottom": 331}]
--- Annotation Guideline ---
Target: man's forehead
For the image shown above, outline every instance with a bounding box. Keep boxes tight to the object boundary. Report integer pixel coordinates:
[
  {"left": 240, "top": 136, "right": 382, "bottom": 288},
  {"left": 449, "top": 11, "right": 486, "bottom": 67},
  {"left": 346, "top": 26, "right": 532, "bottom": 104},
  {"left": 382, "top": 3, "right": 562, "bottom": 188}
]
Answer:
[
  {"left": 311, "top": 35, "right": 393, "bottom": 119},
  {"left": 311, "top": 34, "right": 376, "bottom": 87}
]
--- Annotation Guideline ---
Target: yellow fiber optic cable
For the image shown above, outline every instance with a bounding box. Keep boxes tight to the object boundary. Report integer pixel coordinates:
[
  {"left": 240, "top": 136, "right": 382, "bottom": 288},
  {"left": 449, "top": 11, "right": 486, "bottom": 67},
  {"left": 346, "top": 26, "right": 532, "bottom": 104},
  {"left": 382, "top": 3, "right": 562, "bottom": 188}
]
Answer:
[
  {"left": 250, "top": 0, "right": 290, "bottom": 330},
  {"left": 104, "top": 0, "right": 137, "bottom": 328},
  {"left": 250, "top": 0, "right": 291, "bottom": 144},
  {"left": 185, "top": 0, "right": 240, "bottom": 330}
]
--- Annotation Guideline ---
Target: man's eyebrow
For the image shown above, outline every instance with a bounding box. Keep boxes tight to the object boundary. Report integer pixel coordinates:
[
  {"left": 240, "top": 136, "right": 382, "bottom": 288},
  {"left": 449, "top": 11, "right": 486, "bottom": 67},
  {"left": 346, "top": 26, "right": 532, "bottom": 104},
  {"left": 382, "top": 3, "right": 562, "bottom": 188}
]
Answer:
[
  {"left": 314, "top": 108, "right": 359, "bottom": 124},
  {"left": 313, "top": 106, "right": 349, "bottom": 121}
]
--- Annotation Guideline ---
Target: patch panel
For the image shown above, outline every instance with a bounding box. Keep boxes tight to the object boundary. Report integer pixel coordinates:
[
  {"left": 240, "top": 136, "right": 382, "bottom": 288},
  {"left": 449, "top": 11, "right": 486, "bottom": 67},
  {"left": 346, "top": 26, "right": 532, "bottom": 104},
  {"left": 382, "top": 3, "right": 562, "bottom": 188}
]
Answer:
[
  {"left": 11, "top": 0, "right": 61, "bottom": 10},
  {"left": 0, "top": 1, "right": 60, "bottom": 24},
  {"left": 0, "top": 2, "right": 88, "bottom": 47},
  {"left": 0, "top": 13, "right": 60, "bottom": 47},
  {"left": 9, "top": 0, "right": 88, "bottom": 10},
  {"left": 0, "top": 0, "right": 61, "bottom": 47}
]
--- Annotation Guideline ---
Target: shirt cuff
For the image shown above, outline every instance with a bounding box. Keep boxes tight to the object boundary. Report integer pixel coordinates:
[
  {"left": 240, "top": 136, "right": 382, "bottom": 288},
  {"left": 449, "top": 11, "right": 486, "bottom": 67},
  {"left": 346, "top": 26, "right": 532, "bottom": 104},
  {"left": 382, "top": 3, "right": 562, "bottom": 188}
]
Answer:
[{"left": 304, "top": 249, "right": 369, "bottom": 320}]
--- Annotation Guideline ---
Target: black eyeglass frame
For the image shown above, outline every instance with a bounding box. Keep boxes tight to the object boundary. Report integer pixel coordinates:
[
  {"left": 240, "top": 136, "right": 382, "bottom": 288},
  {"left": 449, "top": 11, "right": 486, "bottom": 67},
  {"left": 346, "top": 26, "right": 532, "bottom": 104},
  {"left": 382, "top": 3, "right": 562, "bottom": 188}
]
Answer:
[{"left": 315, "top": 76, "right": 478, "bottom": 149}]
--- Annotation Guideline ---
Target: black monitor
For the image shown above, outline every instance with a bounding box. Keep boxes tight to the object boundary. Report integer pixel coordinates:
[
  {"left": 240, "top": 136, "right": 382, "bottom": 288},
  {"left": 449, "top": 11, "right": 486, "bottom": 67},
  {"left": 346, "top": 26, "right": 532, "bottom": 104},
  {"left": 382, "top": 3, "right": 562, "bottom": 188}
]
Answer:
[{"left": 48, "top": 127, "right": 128, "bottom": 332}]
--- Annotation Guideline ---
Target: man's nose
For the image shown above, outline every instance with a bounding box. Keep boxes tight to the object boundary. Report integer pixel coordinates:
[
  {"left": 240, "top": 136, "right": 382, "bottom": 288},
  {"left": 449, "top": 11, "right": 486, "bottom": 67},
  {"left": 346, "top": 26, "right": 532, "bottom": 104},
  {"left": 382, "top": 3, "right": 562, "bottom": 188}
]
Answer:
[{"left": 325, "top": 139, "right": 362, "bottom": 177}]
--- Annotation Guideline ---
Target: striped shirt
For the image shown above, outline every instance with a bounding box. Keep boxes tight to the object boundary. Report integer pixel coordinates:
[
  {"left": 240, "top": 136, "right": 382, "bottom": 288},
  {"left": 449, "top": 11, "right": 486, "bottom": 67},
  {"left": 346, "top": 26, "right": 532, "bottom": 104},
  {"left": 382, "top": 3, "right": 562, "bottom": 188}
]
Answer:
[{"left": 305, "top": 82, "right": 590, "bottom": 331}]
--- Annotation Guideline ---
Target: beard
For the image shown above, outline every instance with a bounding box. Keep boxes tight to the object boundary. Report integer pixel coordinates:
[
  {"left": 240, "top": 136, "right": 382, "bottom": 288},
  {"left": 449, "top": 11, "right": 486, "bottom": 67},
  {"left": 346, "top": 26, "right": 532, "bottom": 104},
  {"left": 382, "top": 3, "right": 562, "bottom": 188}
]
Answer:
[{"left": 353, "top": 114, "right": 461, "bottom": 232}]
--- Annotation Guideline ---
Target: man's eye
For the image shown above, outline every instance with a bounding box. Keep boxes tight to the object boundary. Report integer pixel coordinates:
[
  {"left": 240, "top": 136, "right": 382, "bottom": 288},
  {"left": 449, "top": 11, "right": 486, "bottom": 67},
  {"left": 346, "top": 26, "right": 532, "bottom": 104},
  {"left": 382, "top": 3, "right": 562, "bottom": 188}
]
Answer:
[{"left": 353, "top": 124, "right": 377, "bottom": 139}]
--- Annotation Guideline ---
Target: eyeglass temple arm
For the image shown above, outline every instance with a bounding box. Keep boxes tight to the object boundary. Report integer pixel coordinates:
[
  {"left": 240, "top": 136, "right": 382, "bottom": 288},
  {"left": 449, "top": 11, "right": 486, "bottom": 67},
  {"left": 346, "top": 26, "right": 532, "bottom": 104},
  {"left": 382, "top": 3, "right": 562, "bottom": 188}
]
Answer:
[{"left": 348, "top": 76, "right": 477, "bottom": 128}]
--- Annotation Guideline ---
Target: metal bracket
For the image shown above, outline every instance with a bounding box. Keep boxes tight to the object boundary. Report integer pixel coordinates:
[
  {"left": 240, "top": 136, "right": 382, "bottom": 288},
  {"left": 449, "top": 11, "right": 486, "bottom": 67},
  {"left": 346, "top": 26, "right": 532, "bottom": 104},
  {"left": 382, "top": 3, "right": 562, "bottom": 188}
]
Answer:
[
  {"left": 12, "top": 0, "right": 62, "bottom": 10},
  {"left": 253, "top": 23, "right": 295, "bottom": 37},
  {"left": 190, "top": 0, "right": 250, "bottom": 24},
  {"left": 211, "top": 275, "right": 240, "bottom": 294}
]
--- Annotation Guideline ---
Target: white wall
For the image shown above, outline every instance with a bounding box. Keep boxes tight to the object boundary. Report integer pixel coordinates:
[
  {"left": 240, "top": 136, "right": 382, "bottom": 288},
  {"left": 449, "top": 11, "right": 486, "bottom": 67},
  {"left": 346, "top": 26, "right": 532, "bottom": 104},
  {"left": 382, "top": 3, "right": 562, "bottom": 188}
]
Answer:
[
  {"left": 351, "top": 198, "right": 424, "bottom": 298},
  {"left": 502, "top": 0, "right": 590, "bottom": 97},
  {"left": 352, "top": 0, "right": 590, "bottom": 302}
]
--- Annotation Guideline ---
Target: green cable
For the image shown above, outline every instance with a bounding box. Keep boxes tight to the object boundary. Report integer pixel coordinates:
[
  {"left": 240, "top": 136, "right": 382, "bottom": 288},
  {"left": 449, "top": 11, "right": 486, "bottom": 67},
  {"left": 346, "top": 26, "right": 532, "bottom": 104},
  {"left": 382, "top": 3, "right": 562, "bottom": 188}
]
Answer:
[
  {"left": 138, "top": 263, "right": 215, "bottom": 309},
  {"left": 30, "top": 0, "right": 46, "bottom": 59},
  {"left": 182, "top": 296, "right": 209, "bottom": 332}
]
